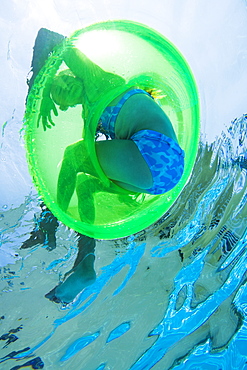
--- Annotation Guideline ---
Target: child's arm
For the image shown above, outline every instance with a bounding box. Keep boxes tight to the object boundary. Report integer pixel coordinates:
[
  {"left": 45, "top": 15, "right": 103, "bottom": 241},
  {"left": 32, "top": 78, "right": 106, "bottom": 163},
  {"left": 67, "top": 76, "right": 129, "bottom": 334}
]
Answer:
[
  {"left": 29, "top": 28, "right": 65, "bottom": 131},
  {"left": 38, "top": 76, "right": 58, "bottom": 131},
  {"left": 63, "top": 47, "right": 105, "bottom": 81},
  {"left": 63, "top": 47, "right": 126, "bottom": 105}
]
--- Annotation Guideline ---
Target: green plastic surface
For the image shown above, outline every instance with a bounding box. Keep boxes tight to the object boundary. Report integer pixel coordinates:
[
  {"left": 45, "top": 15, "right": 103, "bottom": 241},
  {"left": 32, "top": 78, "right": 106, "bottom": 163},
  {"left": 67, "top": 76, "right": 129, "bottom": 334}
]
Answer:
[{"left": 24, "top": 20, "right": 200, "bottom": 239}]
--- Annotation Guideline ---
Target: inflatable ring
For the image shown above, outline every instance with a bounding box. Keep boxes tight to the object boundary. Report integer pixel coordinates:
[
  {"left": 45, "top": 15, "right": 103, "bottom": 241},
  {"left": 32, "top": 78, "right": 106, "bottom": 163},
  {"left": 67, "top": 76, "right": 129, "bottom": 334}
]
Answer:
[{"left": 24, "top": 20, "right": 200, "bottom": 239}]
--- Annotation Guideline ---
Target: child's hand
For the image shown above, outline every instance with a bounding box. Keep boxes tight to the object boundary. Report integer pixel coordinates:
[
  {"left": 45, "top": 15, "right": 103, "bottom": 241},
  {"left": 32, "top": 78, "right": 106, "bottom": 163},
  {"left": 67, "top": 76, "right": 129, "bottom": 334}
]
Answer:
[{"left": 38, "top": 96, "right": 58, "bottom": 131}]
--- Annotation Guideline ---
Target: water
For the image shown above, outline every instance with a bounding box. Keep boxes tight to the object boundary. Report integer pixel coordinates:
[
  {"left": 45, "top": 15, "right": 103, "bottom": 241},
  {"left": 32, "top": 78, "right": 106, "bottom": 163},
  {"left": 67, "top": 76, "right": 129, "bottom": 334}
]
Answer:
[{"left": 1, "top": 1, "right": 247, "bottom": 369}]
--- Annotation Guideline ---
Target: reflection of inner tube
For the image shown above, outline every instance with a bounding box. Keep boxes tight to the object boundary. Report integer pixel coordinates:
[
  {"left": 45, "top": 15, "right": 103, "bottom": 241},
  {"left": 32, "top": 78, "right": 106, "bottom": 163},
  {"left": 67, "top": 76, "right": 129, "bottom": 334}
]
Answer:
[{"left": 24, "top": 20, "right": 200, "bottom": 240}]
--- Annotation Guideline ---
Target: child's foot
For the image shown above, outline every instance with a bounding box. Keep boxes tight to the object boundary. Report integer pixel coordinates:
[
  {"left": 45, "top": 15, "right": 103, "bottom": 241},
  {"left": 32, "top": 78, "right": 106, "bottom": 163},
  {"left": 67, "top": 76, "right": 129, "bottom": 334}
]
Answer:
[{"left": 45, "top": 254, "right": 96, "bottom": 304}]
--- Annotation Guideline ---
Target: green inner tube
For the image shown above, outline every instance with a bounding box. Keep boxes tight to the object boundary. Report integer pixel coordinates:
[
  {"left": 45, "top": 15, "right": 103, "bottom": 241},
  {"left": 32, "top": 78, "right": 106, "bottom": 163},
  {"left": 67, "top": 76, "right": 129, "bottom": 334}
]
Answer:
[{"left": 24, "top": 20, "right": 200, "bottom": 240}]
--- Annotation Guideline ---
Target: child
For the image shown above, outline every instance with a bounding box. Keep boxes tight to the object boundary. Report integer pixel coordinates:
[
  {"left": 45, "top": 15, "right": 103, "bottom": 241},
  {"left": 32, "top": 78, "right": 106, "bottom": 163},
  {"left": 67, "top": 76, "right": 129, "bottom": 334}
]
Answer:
[{"left": 43, "top": 46, "right": 185, "bottom": 215}]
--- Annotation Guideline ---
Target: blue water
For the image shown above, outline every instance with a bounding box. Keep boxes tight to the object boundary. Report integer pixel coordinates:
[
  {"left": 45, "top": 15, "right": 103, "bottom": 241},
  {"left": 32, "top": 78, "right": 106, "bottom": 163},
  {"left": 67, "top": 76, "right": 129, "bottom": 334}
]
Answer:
[{"left": 1, "top": 1, "right": 247, "bottom": 369}]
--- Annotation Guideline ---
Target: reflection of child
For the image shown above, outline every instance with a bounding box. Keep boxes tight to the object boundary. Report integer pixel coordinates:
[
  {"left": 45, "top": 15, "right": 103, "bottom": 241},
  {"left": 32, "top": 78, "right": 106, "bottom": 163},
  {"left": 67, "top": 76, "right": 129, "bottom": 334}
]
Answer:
[
  {"left": 43, "top": 45, "right": 185, "bottom": 216},
  {"left": 21, "top": 203, "right": 58, "bottom": 251}
]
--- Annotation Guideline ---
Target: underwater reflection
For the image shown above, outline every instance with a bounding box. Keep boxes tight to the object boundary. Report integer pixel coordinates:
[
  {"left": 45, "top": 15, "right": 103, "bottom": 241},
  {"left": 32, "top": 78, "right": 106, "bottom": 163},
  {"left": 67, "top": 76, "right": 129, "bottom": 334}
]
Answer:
[
  {"left": 130, "top": 117, "right": 247, "bottom": 368},
  {"left": 17, "top": 115, "right": 247, "bottom": 369}
]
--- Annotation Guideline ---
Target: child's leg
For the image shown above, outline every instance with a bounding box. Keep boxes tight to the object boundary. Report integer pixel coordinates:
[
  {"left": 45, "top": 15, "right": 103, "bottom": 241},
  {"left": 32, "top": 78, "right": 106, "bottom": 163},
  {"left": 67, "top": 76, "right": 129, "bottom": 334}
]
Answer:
[
  {"left": 76, "top": 176, "right": 99, "bottom": 224},
  {"left": 95, "top": 139, "right": 153, "bottom": 192},
  {"left": 57, "top": 139, "right": 98, "bottom": 212},
  {"left": 57, "top": 138, "right": 153, "bottom": 213},
  {"left": 45, "top": 234, "right": 96, "bottom": 304}
]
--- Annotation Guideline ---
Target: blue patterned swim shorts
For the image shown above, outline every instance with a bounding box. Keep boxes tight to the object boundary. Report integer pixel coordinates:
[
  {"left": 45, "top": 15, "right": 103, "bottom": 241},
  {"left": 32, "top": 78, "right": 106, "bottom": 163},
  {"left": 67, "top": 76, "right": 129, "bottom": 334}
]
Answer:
[
  {"left": 98, "top": 89, "right": 152, "bottom": 139},
  {"left": 130, "top": 130, "right": 185, "bottom": 195}
]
